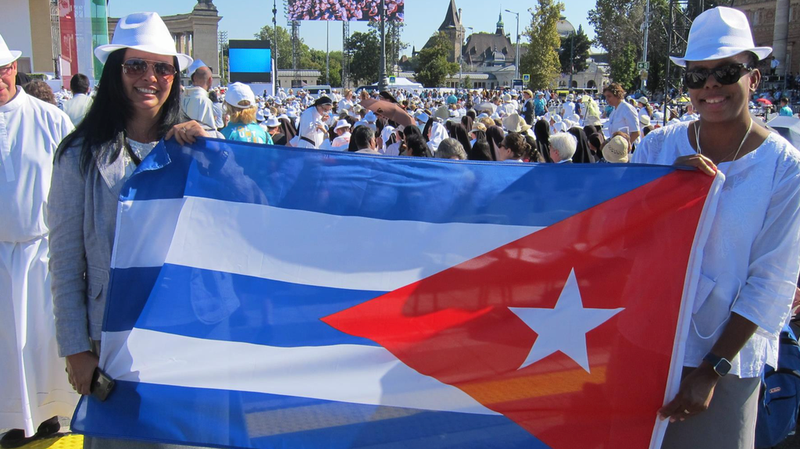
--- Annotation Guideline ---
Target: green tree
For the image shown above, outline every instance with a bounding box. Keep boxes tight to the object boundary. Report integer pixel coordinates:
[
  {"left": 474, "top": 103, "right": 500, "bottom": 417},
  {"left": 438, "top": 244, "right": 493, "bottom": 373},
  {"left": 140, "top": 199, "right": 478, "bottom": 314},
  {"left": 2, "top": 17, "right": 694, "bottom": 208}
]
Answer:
[
  {"left": 346, "top": 30, "right": 381, "bottom": 85},
  {"left": 414, "top": 32, "right": 460, "bottom": 87},
  {"left": 520, "top": 0, "right": 563, "bottom": 90},
  {"left": 367, "top": 21, "right": 408, "bottom": 76},
  {"left": 310, "top": 49, "right": 344, "bottom": 87},
  {"left": 463, "top": 75, "right": 472, "bottom": 89},
  {"left": 558, "top": 25, "right": 592, "bottom": 74},
  {"left": 254, "top": 25, "right": 315, "bottom": 69},
  {"left": 609, "top": 42, "right": 640, "bottom": 91}
]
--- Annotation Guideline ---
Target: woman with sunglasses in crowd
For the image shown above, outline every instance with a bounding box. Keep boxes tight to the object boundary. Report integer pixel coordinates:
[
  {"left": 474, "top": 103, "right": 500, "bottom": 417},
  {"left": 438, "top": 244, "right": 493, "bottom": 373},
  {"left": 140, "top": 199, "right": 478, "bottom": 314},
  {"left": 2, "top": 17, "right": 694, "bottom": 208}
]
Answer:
[
  {"left": 48, "top": 12, "right": 208, "bottom": 449},
  {"left": 632, "top": 8, "right": 800, "bottom": 448}
]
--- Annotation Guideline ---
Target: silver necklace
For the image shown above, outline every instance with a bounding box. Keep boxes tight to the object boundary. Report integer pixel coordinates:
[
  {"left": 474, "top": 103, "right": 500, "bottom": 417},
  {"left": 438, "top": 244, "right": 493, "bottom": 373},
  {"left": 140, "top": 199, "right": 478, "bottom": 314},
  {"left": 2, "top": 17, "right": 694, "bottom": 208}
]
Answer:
[{"left": 694, "top": 119, "right": 753, "bottom": 163}]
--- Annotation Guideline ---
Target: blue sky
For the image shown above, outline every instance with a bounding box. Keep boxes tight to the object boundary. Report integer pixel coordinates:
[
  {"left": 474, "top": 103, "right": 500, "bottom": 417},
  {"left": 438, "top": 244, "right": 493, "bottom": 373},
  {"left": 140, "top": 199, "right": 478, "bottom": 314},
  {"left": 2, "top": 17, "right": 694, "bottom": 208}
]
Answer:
[{"left": 109, "top": 0, "right": 599, "bottom": 55}]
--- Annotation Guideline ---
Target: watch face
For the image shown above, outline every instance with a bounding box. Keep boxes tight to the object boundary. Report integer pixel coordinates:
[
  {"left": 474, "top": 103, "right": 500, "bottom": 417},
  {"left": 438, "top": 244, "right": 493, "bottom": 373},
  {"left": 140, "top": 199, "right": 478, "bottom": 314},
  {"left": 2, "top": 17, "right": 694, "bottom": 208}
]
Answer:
[{"left": 715, "top": 358, "right": 732, "bottom": 376}]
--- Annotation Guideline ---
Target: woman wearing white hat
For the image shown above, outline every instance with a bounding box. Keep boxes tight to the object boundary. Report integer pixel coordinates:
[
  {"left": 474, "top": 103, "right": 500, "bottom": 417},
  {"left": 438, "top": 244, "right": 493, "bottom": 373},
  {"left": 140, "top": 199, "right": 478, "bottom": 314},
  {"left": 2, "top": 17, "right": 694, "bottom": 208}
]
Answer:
[
  {"left": 632, "top": 7, "right": 800, "bottom": 448},
  {"left": 48, "top": 12, "right": 210, "bottom": 449}
]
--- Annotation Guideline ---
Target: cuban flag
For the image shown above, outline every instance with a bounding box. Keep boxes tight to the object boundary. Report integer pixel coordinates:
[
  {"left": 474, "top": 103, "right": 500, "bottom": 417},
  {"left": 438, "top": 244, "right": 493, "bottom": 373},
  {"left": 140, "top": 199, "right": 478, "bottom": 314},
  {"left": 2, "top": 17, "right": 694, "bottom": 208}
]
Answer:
[{"left": 71, "top": 138, "right": 722, "bottom": 449}]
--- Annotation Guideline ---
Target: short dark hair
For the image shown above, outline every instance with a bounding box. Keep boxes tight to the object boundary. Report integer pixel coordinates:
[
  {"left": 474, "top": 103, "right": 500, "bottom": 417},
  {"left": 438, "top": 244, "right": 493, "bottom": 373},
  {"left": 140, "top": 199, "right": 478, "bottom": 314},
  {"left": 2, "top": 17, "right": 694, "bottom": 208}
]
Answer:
[
  {"left": 349, "top": 125, "right": 374, "bottom": 151},
  {"left": 70, "top": 73, "right": 90, "bottom": 94},
  {"left": 781, "top": 97, "right": 790, "bottom": 104}
]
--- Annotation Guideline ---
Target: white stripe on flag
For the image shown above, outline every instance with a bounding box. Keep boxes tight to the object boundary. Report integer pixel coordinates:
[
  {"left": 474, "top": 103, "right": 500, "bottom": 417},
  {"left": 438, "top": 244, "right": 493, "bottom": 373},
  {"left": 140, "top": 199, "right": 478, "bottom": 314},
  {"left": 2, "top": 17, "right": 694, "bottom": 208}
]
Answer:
[
  {"left": 112, "top": 198, "right": 185, "bottom": 269},
  {"left": 112, "top": 196, "right": 542, "bottom": 291},
  {"left": 102, "top": 329, "right": 500, "bottom": 416}
]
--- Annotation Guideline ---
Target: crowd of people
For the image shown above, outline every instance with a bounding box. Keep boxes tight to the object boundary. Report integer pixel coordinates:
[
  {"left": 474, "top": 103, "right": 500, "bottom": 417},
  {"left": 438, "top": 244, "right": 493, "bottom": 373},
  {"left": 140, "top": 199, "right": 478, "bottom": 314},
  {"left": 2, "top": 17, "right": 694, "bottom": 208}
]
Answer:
[
  {"left": 287, "top": 0, "right": 403, "bottom": 21},
  {"left": 2, "top": 7, "right": 800, "bottom": 449}
]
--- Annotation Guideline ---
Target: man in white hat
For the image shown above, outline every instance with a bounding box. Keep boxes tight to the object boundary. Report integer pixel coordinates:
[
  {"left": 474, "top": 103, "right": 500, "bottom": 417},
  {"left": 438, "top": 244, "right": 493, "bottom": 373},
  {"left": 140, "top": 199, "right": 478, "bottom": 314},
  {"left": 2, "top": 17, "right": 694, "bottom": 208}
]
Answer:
[
  {"left": 331, "top": 119, "right": 352, "bottom": 150},
  {"left": 561, "top": 93, "right": 576, "bottom": 118},
  {"left": 180, "top": 59, "right": 216, "bottom": 131},
  {"left": 0, "top": 33, "right": 78, "bottom": 445}
]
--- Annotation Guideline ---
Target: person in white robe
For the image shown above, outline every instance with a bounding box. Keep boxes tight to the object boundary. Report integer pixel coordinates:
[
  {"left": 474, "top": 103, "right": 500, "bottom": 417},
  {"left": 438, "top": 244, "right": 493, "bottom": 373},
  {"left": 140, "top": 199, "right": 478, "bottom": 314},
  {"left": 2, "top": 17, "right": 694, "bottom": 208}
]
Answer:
[
  {"left": 180, "top": 59, "right": 216, "bottom": 131},
  {"left": 0, "top": 34, "right": 79, "bottom": 443},
  {"left": 296, "top": 96, "right": 333, "bottom": 149}
]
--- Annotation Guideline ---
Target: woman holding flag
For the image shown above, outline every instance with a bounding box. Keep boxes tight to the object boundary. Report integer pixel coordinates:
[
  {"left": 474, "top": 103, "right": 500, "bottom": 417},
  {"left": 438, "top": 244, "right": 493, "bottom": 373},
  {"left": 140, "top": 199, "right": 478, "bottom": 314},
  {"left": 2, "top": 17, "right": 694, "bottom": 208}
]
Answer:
[
  {"left": 48, "top": 12, "right": 208, "bottom": 449},
  {"left": 632, "top": 7, "right": 800, "bottom": 448}
]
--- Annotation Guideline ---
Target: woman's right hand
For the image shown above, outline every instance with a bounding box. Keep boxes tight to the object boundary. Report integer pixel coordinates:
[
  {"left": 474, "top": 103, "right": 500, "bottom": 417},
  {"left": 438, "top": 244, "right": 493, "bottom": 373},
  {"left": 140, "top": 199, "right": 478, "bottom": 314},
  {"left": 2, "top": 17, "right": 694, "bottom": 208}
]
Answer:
[
  {"left": 66, "top": 351, "right": 99, "bottom": 395},
  {"left": 674, "top": 154, "right": 717, "bottom": 176}
]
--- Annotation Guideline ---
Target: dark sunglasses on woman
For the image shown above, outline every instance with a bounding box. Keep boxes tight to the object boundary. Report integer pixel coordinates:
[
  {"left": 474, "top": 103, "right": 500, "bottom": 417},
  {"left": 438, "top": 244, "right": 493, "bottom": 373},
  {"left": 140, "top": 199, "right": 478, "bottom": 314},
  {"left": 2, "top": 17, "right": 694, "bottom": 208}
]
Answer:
[
  {"left": 121, "top": 59, "right": 177, "bottom": 78},
  {"left": 683, "top": 63, "right": 754, "bottom": 89}
]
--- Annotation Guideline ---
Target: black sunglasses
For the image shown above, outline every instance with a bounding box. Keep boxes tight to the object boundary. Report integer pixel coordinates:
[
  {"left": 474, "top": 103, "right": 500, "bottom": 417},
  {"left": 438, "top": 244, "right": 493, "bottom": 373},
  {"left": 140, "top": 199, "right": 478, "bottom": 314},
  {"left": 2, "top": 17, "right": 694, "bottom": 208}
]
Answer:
[
  {"left": 121, "top": 59, "right": 177, "bottom": 78},
  {"left": 683, "top": 63, "right": 754, "bottom": 89}
]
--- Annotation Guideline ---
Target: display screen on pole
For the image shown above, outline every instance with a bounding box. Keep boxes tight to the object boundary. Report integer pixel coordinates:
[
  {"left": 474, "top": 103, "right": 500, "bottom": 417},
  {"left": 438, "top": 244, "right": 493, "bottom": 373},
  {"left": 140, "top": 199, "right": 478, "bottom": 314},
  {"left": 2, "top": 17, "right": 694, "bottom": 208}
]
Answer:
[
  {"left": 286, "top": 0, "right": 404, "bottom": 21},
  {"left": 228, "top": 40, "right": 272, "bottom": 83}
]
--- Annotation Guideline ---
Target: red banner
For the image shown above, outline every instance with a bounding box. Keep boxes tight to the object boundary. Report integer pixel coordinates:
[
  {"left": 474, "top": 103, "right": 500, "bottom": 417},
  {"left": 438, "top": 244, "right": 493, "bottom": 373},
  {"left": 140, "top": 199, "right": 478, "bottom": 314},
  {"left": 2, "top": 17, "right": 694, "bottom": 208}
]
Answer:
[{"left": 58, "top": 0, "right": 79, "bottom": 84}]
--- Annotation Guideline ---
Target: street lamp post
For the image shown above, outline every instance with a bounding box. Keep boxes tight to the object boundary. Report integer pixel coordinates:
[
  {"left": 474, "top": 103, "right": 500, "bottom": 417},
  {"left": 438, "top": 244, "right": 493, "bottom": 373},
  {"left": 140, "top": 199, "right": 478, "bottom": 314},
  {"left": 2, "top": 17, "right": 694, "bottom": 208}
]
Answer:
[
  {"left": 378, "top": 0, "right": 387, "bottom": 91},
  {"left": 505, "top": 10, "right": 520, "bottom": 82}
]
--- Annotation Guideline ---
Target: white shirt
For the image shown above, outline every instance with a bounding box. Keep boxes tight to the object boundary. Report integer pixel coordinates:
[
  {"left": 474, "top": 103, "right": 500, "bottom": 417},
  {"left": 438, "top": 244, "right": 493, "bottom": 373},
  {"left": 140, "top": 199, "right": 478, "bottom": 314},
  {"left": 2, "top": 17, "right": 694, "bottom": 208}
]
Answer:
[
  {"left": 607, "top": 101, "right": 640, "bottom": 137},
  {"left": 181, "top": 86, "right": 216, "bottom": 130},
  {"left": 632, "top": 122, "right": 800, "bottom": 377},
  {"left": 331, "top": 132, "right": 351, "bottom": 150},
  {"left": 296, "top": 106, "right": 327, "bottom": 148},
  {"left": 382, "top": 141, "right": 401, "bottom": 156},
  {"left": 0, "top": 88, "right": 74, "bottom": 242},
  {"left": 62, "top": 93, "right": 93, "bottom": 126},
  {"left": 561, "top": 101, "right": 575, "bottom": 118}
]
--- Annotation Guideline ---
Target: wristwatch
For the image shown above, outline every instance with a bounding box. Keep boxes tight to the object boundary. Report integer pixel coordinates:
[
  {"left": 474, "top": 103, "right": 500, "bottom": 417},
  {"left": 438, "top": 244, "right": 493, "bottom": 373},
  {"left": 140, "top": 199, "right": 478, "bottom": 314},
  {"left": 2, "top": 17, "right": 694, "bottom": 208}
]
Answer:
[{"left": 703, "top": 353, "right": 732, "bottom": 377}]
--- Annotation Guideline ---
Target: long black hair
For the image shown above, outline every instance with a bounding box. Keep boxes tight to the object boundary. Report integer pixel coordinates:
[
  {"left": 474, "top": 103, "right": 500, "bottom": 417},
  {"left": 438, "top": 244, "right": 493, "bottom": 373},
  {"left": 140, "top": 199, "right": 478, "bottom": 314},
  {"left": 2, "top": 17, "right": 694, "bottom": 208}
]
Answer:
[{"left": 56, "top": 49, "right": 183, "bottom": 172}]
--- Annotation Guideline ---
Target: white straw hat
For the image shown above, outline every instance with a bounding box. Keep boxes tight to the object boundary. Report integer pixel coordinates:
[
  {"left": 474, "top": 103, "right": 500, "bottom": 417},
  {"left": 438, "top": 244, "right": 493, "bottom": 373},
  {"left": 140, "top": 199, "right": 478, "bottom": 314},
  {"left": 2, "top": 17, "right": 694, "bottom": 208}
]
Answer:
[
  {"left": 670, "top": 7, "right": 772, "bottom": 67},
  {"left": 95, "top": 12, "right": 193, "bottom": 70},
  {"left": 0, "top": 34, "right": 22, "bottom": 66},
  {"left": 334, "top": 119, "right": 351, "bottom": 131}
]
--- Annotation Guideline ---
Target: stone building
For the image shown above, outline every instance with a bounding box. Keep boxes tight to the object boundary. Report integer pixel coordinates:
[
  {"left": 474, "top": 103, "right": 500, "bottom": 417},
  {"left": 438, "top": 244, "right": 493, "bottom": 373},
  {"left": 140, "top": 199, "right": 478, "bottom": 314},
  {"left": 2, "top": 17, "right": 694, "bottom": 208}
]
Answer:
[
  {"left": 733, "top": 0, "right": 800, "bottom": 76},
  {"left": 109, "top": 0, "right": 222, "bottom": 83},
  {"left": 421, "top": 0, "right": 465, "bottom": 63},
  {"left": 462, "top": 14, "right": 517, "bottom": 68},
  {"left": 413, "top": 0, "right": 523, "bottom": 88}
]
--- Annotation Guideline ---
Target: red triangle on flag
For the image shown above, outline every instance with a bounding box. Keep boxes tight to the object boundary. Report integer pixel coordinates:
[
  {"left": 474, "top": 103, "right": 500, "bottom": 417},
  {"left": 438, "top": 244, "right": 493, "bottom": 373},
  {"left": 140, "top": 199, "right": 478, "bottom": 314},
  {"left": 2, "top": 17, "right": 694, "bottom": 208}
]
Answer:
[{"left": 323, "top": 171, "right": 714, "bottom": 449}]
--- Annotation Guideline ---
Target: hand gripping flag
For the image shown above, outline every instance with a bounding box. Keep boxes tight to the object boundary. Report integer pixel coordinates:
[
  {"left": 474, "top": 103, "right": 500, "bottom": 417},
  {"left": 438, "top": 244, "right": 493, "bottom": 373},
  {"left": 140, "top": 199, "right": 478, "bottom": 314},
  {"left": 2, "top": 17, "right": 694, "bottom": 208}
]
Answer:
[{"left": 71, "top": 138, "right": 721, "bottom": 449}]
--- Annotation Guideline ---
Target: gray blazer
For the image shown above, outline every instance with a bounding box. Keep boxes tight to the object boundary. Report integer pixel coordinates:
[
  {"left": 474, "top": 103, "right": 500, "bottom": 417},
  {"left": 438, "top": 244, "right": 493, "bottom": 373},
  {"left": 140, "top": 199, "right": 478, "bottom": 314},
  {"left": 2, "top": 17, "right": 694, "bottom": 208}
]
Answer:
[{"left": 49, "top": 138, "right": 130, "bottom": 357}]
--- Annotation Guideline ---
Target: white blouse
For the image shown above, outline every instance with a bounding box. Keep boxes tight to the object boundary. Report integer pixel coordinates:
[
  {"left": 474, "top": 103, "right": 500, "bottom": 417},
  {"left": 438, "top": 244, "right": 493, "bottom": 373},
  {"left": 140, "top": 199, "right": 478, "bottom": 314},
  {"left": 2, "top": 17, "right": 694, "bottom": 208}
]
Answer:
[{"left": 632, "top": 121, "right": 800, "bottom": 377}]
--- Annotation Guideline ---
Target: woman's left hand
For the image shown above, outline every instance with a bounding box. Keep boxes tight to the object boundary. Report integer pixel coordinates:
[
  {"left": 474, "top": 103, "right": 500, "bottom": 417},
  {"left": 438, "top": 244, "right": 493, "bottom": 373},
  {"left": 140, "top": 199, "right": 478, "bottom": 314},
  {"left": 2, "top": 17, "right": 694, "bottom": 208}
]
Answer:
[{"left": 166, "top": 121, "right": 209, "bottom": 146}]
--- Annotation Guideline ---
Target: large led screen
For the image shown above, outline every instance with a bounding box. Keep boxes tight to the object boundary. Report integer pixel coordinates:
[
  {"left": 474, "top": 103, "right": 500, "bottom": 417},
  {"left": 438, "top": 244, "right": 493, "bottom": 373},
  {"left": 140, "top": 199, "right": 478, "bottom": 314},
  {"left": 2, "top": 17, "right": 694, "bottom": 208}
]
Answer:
[
  {"left": 287, "top": 0, "right": 404, "bottom": 21},
  {"left": 228, "top": 40, "right": 272, "bottom": 83}
]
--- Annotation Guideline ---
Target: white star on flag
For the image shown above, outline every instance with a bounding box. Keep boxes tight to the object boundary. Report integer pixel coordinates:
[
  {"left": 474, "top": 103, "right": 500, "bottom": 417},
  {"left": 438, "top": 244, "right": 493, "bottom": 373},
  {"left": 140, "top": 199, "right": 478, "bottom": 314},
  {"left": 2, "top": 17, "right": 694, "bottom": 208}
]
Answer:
[{"left": 509, "top": 268, "right": 624, "bottom": 373}]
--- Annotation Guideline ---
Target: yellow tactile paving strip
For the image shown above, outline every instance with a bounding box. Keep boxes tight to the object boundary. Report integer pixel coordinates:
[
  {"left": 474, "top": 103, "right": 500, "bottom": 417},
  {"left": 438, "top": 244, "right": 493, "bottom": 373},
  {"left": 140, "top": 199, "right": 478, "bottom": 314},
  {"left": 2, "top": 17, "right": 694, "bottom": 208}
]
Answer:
[{"left": 16, "top": 433, "right": 83, "bottom": 449}]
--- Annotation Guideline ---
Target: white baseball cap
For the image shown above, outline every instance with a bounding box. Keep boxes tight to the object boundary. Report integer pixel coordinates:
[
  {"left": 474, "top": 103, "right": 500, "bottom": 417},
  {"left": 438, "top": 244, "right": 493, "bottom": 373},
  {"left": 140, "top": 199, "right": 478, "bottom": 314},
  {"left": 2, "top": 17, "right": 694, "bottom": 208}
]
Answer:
[
  {"left": 670, "top": 7, "right": 772, "bottom": 67},
  {"left": 95, "top": 12, "right": 192, "bottom": 70},
  {"left": 225, "top": 82, "right": 256, "bottom": 109},
  {"left": 0, "top": 34, "right": 22, "bottom": 66}
]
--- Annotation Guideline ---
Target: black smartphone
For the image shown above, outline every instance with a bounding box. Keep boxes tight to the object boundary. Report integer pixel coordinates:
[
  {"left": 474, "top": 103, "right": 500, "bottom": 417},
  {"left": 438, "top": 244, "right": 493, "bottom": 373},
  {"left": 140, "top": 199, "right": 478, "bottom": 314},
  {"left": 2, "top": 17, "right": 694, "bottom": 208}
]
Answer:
[{"left": 90, "top": 368, "right": 115, "bottom": 402}]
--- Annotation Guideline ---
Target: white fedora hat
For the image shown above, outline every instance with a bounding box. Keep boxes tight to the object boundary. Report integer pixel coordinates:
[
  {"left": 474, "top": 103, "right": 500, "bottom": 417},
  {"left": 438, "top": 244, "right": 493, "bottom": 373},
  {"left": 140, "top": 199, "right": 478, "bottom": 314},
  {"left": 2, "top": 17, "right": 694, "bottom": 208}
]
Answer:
[
  {"left": 0, "top": 34, "right": 22, "bottom": 66},
  {"left": 670, "top": 7, "right": 772, "bottom": 67},
  {"left": 95, "top": 12, "right": 192, "bottom": 70}
]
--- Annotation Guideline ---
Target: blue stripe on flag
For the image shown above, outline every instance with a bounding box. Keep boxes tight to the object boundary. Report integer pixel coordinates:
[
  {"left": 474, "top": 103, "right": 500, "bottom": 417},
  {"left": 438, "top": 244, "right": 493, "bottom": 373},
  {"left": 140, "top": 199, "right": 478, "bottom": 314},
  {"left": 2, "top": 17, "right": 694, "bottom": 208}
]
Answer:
[
  {"left": 123, "top": 139, "right": 678, "bottom": 227},
  {"left": 129, "top": 264, "right": 383, "bottom": 347},
  {"left": 103, "top": 267, "right": 162, "bottom": 333},
  {"left": 72, "top": 381, "right": 547, "bottom": 449}
]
